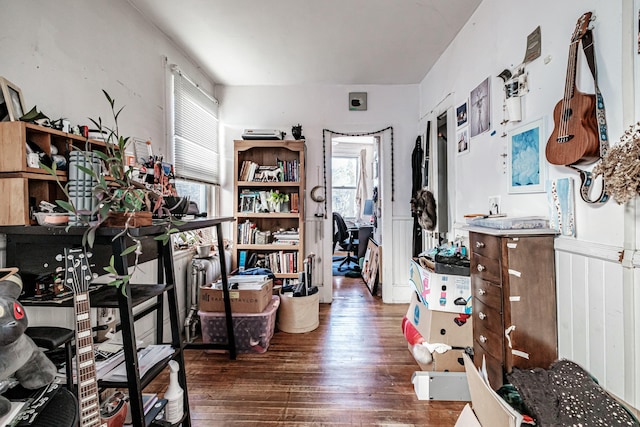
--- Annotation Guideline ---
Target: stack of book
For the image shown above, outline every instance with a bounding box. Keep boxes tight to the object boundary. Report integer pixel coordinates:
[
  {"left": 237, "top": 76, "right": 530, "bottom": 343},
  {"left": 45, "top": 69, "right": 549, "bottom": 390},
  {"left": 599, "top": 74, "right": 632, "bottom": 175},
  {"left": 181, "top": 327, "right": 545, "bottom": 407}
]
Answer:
[
  {"left": 276, "top": 158, "right": 299, "bottom": 182},
  {"left": 238, "top": 161, "right": 259, "bottom": 181},
  {"left": 264, "top": 251, "right": 298, "bottom": 274},
  {"left": 272, "top": 229, "right": 299, "bottom": 245}
]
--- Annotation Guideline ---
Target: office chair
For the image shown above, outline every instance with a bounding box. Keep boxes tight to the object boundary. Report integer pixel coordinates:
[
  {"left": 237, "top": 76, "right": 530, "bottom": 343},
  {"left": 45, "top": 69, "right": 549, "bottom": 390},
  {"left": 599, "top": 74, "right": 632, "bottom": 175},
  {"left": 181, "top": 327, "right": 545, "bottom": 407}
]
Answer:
[{"left": 332, "top": 212, "right": 358, "bottom": 271}]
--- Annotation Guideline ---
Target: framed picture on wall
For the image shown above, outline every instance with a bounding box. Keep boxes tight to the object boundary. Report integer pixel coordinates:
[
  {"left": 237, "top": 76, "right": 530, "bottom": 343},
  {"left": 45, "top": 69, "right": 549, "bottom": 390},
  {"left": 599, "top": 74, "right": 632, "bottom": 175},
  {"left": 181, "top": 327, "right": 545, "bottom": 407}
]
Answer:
[
  {"left": 507, "top": 118, "right": 546, "bottom": 194},
  {"left": 456, "top": 100, "right": 468, "bottom": 127},
  {"left": 456, "top": 127, "right": 469, "bottom": 155},
  {"left": 0, "top": 76, "right": 26, "bottom": 122},
  {"left": 470, "top": 77, "right": 491, "bottom": 138}
]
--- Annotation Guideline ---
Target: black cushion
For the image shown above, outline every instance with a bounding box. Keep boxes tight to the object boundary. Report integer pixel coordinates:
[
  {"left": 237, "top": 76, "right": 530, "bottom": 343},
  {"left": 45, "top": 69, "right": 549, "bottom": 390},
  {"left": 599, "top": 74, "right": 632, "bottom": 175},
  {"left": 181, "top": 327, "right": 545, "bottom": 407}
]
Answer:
[{"left": 25, "top": 326, "right": 75, "bottom": 350}]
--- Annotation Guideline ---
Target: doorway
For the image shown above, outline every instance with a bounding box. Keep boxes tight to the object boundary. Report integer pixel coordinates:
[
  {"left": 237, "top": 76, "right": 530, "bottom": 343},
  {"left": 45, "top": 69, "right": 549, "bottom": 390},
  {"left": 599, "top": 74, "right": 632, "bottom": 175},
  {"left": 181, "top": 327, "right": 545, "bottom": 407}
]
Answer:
[{"left": 330, "top": 136, "right": 376, "bottom": 279}]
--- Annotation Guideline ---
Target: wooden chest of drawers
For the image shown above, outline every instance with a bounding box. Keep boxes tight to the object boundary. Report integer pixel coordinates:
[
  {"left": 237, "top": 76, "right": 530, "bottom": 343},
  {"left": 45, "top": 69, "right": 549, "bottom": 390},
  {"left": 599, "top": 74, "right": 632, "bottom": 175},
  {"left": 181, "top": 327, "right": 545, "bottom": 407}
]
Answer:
[{"left": 469, "top": 230, "right": 558, "bottom": 389}]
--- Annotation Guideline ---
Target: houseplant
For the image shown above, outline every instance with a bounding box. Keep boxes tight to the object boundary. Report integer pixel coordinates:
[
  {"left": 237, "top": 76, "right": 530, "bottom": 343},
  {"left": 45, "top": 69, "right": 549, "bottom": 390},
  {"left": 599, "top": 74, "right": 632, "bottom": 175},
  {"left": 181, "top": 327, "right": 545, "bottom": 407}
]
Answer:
[
  {"left": 267, "top": 190, "right": 289, "bottom": 212},
  {"left": 42, "top": 90, "right": 179, "bottom": 288}
]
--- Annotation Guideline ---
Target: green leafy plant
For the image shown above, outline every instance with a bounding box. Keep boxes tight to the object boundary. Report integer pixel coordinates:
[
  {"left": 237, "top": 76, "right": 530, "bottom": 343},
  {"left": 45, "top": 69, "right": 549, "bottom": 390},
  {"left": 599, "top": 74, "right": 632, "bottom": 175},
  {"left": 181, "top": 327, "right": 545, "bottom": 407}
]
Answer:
[
  {"left": 267, "top": 190, "right": 289, "bottom": 204},
  {"left": 42, "top": 90, "right": 181, "bottom": 289}
]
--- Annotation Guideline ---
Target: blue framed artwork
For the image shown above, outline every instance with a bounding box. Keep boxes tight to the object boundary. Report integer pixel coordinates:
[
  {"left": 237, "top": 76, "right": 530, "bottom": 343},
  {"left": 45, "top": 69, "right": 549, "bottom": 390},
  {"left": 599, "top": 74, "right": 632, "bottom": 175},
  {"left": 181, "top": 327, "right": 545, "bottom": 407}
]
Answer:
[{"left": 507, "top": 118, "right": 546, "bottom": 194}]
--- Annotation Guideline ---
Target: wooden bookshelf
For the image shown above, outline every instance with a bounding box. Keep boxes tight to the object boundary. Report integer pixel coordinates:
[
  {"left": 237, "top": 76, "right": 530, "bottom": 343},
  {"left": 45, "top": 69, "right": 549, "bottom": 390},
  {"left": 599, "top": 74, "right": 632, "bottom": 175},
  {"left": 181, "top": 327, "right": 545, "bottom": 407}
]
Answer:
[{"left": 233, "top": 140, "right": 305, "bottom": 283}]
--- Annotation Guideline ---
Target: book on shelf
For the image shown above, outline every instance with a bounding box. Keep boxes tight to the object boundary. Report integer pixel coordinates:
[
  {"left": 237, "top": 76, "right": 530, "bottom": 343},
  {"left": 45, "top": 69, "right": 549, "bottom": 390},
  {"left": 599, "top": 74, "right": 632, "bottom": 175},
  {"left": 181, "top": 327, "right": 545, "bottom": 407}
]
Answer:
[
  {"left": 101, "top": 345, "right": 174, "bottom": 382},
  {"left": 57, "top": 339, "right": 144, "bottom": 383}
]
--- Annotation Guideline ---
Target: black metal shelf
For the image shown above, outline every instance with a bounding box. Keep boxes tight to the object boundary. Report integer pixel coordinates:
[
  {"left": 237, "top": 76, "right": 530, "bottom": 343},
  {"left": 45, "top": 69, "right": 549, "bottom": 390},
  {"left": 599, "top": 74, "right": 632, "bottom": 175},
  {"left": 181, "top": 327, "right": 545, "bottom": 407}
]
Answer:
[{"left": 1, "top": 216, "right": 237, "bottom": 427}]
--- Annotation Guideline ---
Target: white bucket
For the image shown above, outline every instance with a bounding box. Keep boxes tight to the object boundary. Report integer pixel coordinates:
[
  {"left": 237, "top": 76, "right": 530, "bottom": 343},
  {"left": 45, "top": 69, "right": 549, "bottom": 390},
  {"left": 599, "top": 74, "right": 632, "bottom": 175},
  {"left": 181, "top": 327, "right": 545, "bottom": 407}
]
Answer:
[{"left": 277, "top": 291, "right": 319, "bottom": 333}]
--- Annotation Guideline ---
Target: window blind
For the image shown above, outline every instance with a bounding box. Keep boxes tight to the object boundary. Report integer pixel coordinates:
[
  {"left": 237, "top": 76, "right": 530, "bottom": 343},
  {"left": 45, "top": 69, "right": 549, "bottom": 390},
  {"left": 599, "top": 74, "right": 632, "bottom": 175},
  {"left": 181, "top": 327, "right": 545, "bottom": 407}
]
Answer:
[{"left": 173, "top": 72, "right": 219, "bottom": 185}]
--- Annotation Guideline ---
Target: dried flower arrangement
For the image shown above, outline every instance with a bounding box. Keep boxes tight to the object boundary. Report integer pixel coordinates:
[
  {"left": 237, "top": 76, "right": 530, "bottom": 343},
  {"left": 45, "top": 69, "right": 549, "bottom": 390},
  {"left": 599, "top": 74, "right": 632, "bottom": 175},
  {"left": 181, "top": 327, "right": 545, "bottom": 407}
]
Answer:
[{"left": 593, "top": 122, "right": 640, "bottom": 204}]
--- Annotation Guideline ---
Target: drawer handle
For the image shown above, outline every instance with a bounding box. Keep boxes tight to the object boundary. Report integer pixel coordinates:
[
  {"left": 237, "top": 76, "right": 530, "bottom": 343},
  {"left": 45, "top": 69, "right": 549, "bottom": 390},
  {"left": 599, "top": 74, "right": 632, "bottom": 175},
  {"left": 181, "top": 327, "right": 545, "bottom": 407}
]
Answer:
[
  {"left": 479, "top": 335, "right": 488, "bottom": 343},
  {"left": 478, "top": 288, "right": 486, "bottom": 296},
  {"left": 477, "top": 264, "right": 485, "bottom": 272},
  {"left": 475, "top": 241, "right": 485, "bottom": 248},
  {"left": 478, "top": 311, "right": 487, "bottom": 320}
]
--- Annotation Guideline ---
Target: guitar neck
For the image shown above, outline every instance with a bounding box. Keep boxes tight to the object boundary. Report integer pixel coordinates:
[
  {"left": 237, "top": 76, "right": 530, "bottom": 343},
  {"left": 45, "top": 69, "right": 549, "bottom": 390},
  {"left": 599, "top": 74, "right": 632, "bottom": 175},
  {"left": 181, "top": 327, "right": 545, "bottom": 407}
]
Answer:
[
  {"left": 74, "top": 291, "right": 103, "bottom": 427},
  {"left": 564, "top": 40, "right": 580, "bottom": 99}
]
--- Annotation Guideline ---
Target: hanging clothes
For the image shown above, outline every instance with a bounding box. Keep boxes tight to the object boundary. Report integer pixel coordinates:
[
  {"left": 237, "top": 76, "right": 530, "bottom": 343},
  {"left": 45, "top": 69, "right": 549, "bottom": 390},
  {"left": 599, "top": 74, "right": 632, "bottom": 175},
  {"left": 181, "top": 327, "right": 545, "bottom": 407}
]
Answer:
[
  {"left": 411, "top": 135, "right": 424, "bottom": 257},
  {"left": 355, "top": 148, "right": 369, "bottom": 221}
]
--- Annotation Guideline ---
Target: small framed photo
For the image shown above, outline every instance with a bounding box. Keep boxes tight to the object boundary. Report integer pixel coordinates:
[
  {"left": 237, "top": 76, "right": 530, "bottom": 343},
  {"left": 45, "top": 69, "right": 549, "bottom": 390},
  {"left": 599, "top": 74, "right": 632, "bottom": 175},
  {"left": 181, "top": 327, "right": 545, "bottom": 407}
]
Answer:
[
  {"left": 456, "top": 127, "right": 469, "bottom": 155},
  {"left": 0, "top": 77, "right": 26, "bottom": 121},
  {"left": 456, "top": 100, "right": 468, "bottom": 127},
  {"left": 240, "top": 194, "right": 256, "bottom": 213},
  {"left": 508, "top": 118, "right": 546, "bottom": 194}
]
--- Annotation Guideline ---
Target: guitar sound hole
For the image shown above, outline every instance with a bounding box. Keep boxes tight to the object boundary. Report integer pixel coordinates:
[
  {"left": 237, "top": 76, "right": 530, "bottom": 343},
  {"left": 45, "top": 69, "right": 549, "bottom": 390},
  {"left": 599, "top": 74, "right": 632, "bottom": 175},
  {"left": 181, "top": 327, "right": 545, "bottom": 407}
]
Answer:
[
  {"left": 562, "top": 108, "right": 573, "bottom": 121},
  {"left": 557, "top": 135, "right": 574, "bottom": 143}
]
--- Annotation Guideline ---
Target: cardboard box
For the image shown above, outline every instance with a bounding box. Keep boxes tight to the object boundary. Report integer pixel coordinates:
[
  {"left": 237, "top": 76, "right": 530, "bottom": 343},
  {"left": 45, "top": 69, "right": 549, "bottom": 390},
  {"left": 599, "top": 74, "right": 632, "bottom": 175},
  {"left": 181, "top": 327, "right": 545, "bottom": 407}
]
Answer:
[
  {"left": 455, "top": 404, "right": 482, "bottom": 427},
  {"left": 410, "top": 259, "right": 472, "bottom": 314},
  {"left": 463, "top": 353, "right": 523, "bottom": 427},
  {"left": 411, "top": 370, "right": 471, "bottom": 401},
  {"left": 199, "top": 277, "right": 273, "bottom": 313},
  {"left": 408, "top": 344, "right": 466, "bottom": 372},
  {"left": 406, "top": 292, "right": 472, "bottom": 348}
]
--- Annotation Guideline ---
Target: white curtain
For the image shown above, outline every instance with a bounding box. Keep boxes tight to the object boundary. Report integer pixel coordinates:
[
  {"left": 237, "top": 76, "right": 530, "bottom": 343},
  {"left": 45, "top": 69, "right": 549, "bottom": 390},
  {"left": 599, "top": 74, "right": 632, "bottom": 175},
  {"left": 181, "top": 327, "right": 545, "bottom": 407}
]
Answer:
[{"left": 355, "top": 148, "right": 368, "bottom": 220}]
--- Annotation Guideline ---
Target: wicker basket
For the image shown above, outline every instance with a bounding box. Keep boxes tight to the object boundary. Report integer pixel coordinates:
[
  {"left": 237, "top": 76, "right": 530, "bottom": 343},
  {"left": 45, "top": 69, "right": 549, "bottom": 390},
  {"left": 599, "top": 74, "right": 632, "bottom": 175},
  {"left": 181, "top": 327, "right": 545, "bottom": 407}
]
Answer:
[{"left": 277, "top": 291, "right": 319, "bottom": 333}]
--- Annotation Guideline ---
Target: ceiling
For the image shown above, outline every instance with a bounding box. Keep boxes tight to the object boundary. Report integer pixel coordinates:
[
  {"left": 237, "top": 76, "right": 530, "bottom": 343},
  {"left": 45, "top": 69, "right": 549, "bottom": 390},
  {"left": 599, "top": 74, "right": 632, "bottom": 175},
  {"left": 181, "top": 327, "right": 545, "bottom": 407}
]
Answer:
[{"left": 127, "top": 0, "right": 482, "bottom": 86}]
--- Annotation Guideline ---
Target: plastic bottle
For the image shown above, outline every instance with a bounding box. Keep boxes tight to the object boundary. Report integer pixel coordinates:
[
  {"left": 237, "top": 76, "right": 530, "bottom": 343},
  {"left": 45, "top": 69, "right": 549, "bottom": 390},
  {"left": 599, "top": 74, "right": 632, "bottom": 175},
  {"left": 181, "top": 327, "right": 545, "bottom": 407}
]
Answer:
[{"left": 164, "top": 360, "right": 184, "bottom": 423}]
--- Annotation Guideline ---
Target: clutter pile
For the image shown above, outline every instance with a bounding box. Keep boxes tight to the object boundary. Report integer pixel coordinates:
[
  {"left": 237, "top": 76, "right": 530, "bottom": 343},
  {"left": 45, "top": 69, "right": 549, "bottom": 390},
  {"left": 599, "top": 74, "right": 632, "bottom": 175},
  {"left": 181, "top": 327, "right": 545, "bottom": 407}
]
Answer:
[{"left": 404, "top": 242, "right": 473, "bottom": 401}]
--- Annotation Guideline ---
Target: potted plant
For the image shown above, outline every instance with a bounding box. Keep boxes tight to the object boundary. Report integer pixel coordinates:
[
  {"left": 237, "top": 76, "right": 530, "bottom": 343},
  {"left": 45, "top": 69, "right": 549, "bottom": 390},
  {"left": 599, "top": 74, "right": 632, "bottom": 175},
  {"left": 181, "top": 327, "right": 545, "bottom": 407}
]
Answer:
[
  {"left": 42, "top": 90, "right": 178, "bottom": 288},
  {"left": 267, "top": 190, "right": 289, "bottom": 212}
]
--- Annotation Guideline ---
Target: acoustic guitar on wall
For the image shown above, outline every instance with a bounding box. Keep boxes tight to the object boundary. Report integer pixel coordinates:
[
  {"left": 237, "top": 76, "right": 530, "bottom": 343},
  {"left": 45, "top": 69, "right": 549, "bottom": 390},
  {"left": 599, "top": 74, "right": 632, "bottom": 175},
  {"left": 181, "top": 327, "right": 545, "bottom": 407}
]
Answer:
[{"left": 546, "top": 12, "right": 600, "bottom": 166}]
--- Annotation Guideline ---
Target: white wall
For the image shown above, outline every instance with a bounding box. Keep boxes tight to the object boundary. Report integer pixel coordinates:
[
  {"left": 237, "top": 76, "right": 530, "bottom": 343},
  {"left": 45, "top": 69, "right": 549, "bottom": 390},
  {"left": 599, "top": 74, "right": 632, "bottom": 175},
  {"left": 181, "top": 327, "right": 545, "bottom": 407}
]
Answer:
[
  {"left": 0, "top": 0, "right": 214, "bottom": 344},
  {"left": 0, "top": 0, "right": 213, "bottom": 157},
  {"left": 419, "top": 0, "right": 639, "bottom": 409},
  {"left": 217, "top": 84, "right": 418, "bottom": 303}
]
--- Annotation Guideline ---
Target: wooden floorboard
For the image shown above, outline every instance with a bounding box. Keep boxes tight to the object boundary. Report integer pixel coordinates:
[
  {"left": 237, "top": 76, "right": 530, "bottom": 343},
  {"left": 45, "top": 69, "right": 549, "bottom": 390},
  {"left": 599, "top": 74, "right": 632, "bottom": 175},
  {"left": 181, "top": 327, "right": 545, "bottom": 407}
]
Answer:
[{"left": 148, "top": 275, "right": 466, "bottom": 426}]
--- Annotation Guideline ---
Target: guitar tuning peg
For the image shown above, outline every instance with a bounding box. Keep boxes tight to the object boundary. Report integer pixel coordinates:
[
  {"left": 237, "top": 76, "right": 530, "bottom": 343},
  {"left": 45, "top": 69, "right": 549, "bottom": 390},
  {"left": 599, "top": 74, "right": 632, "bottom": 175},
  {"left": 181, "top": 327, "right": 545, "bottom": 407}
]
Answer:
[
  {"left": 87, "top": 252, "right": 93, "bottom": 258},
  {"left": 55, "top": 254, "right": 63, "bottom": 262}
]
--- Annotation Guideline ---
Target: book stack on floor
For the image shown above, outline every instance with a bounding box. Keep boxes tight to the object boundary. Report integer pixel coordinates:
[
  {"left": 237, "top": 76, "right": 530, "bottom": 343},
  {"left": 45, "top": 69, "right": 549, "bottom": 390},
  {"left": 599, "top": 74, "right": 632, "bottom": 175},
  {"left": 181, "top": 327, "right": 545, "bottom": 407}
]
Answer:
[
  {"left": 198, "top": 275, "right": 279, "bottom": 353},
  {"left": 404, "top": 258, "right": 473, "bottom": 401}
]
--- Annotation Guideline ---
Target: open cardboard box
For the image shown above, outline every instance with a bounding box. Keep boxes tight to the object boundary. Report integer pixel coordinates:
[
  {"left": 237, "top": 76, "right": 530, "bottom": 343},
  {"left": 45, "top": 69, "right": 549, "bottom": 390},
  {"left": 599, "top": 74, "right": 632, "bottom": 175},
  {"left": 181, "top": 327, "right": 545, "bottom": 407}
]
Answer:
[{"left": 458, "top": 353, "right": 523, "bottom": 427}]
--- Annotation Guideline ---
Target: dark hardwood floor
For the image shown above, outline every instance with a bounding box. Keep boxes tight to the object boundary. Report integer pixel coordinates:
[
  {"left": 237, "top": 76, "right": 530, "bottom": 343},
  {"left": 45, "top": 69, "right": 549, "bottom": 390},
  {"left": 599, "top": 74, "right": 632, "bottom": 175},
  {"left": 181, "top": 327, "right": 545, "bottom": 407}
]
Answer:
[{"left": 148, "top": 274, "right": 466, "bottom": 426}]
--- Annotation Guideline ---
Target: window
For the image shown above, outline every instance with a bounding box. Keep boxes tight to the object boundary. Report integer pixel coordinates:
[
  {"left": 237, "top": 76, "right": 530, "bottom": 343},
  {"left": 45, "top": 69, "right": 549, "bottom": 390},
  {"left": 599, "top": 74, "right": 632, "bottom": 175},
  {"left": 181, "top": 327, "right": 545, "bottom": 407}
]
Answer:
[
  {"left": 171, "top": 67, "right": 219, "bottom": 215},
  {"left": 332, "top": 156, "right": 358, "bottom": 218}
]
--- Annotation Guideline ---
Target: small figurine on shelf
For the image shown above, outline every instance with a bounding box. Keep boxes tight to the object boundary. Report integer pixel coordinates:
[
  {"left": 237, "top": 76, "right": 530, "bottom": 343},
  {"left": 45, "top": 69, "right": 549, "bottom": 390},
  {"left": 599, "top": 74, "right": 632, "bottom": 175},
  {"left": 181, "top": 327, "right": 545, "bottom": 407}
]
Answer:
[{"left": 292, "top": 124, "right": 304, "bottom": 140}]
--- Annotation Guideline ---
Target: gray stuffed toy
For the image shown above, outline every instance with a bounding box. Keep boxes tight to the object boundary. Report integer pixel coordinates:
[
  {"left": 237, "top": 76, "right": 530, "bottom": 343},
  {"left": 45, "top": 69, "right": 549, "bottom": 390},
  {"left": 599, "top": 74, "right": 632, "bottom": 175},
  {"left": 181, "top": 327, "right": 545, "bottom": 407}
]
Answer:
[{"left": 0, "top": 268, "right": 57, "bottom": 417}]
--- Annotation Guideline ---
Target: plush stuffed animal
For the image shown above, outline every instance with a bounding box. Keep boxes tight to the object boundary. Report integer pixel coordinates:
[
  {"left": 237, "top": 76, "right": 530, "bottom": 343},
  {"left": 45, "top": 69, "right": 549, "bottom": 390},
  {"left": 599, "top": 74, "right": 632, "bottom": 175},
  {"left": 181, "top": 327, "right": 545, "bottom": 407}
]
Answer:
[
  {"left": 410, "top": 188, "right": 437, "bottom": 231},
  {"left": 0, "top": 268, "right": 57, "bottom": 417}
]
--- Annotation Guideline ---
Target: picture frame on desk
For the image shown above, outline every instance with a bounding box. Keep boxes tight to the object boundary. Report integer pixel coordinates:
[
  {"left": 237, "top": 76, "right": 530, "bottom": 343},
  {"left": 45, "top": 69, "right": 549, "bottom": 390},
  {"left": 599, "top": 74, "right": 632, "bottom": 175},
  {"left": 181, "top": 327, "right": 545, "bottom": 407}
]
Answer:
[{"left": 0, "top": 76, "right": 26, "bottom": 121}]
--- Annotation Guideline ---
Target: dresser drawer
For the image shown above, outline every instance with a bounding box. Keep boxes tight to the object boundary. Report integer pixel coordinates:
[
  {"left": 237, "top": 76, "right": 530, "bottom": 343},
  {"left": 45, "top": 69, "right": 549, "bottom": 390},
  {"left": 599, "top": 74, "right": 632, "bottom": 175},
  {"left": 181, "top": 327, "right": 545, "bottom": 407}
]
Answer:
[
  {"left": 470, "top": 253, "right": 501, "bottom": 283},
  {"left": 470, "top": 232, "right": 501, "bottom": 259},
  {"left": 473, "top": 343, "right": 505, "bottom": 389},
  {"left": 473, "top": 278, "right": 502, "bottom": 310},
  {"left": 473, "top": 299, "right": 504, "bottom": 361}
]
